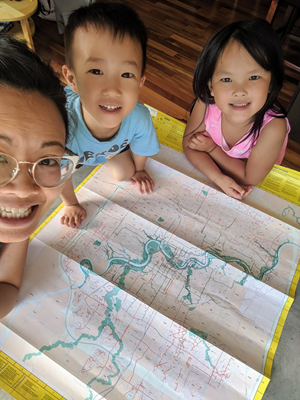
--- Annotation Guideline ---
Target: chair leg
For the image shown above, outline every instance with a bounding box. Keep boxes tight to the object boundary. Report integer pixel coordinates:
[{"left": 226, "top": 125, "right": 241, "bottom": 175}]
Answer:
[
  {"left": 277, "top": 5, "right": 295, "bottom": 39},
  {"left": 266, "top": 0, "right": 280, "bottom": 24}
]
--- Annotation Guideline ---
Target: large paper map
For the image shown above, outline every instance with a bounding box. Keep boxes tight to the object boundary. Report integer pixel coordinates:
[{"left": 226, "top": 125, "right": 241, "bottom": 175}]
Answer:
[{"left": 1, "top": 158, "right": 299, "bottom": 400}]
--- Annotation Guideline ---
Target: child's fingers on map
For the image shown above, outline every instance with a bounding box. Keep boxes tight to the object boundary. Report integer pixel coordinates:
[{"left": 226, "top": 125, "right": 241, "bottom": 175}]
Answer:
[
  {"left": 60, "top": 205, "right": 86, "bottom": 228},
  {"left": 130, "top": 170, "right": 155, "bottom": 195}
]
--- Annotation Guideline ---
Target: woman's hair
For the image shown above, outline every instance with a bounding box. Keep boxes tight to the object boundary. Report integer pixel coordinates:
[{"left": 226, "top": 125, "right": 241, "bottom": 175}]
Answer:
[
  {"left": 0, "top": 35, "right": 69, "bottom": 142},
  {"left": 193, "top": 18, "right": 286, "bottom": 142}
]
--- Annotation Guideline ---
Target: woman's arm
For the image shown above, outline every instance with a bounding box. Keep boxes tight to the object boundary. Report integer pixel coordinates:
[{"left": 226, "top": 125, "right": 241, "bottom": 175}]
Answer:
[
  {"left": 182, "top": 100, "right": 250, "bottom": 199},
  {"left": 0, "top": 240, "right": 28, "bottom": 319},
  {"left": 208, "top": 117, "right": 287, "bottom": 186}
]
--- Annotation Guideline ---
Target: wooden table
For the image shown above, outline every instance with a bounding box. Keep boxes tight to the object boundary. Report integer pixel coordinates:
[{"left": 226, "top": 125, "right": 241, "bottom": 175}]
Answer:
[{"left": 0, "top": 0, "right": 38, "bottom": 49}]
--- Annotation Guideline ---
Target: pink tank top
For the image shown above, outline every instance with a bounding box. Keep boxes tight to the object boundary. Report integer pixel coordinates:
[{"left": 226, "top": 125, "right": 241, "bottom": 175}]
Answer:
[{"left": 204, "top": 104, "right": 290, "bottom": 164}]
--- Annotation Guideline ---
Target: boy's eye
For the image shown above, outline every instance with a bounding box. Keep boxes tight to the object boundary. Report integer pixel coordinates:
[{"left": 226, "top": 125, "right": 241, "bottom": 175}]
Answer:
[
  {"left": 122, "top": 72, "right": 135, "bottom": 78},
  {"left": 89, "top": 69, "right": 103, "bottom": 75},
  {"left": 249, "top": 75, "right": 260, "bottom": 80},
  {"left": 221, "top": 78, "right": 231, "bottom": 82}
]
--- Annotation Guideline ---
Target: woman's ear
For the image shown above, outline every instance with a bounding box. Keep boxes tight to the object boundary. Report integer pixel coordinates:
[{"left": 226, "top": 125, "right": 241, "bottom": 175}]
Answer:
[
  {"left": 208, "top": 80, "right": 214, "bottom": 97},
  {"left": 62, "top": 65, "right": 78, "bottom": 93}
]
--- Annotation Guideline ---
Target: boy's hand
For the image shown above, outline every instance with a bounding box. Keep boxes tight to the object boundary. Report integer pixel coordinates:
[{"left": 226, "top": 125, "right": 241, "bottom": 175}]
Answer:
[
  {"left": 130, "top": 169, "right": 154, "bottom": 194},
  {"left": 188, "top": 131, "right": 216, "bottom": 153},
  {"left": 215, "top": 175, "right": 252, "bottom": 200},
  {"left": 60, "top": 204, "right": 86, "bottom": 228}
]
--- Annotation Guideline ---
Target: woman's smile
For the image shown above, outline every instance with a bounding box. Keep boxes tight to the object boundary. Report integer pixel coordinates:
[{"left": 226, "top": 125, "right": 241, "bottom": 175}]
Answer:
[
  {"left": 0, "top": 206, "right": 33, "bottom": 218},
  {"left": 0, "top": 87, "right": 67, "bottom": 243}
]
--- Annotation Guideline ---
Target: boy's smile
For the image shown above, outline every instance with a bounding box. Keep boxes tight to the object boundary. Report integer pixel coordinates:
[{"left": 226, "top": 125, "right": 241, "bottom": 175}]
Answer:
[{"left": 63, "top": 26, "right": 146, "bottom": 140}]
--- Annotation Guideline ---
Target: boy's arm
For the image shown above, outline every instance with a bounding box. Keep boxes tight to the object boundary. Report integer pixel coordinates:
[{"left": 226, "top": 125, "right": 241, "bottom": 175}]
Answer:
[
  {"left": 60, "top": 177, "right": 86, "bottom": 228},
  {"left": 0, "top": 240, "right": 28, "bottom": 319},
  {"left": 130, "top": 153, "right": 154, "bottom": 194}
]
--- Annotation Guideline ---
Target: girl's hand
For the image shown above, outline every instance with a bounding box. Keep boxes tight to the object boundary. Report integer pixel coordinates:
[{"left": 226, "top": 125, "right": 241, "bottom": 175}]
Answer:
[
  {"left": 215, "top": 175, "right": 252, "bottom": 200},
  {"left": 188, "top": 131, "right": 216, "bottom": 152}
]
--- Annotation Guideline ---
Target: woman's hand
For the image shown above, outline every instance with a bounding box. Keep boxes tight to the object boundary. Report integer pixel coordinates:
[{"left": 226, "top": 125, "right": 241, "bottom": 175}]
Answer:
[{"left": 188, "top": 131, "right": 216, "bottom": 153}]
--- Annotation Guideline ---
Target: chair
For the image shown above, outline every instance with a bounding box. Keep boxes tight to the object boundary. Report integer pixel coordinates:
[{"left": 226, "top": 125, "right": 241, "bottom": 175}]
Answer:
[
  {"left": 53, "top": 0, "right": 94, "bottom": 34},
  {"left": 266, "top": 0, "right": 300, "bottom": 73},
  {"left": 266, "top": 0, "right": 300, "bottom": 144},
  {"left": 0, "top": 0, "right": 38, "bottom": 50}
]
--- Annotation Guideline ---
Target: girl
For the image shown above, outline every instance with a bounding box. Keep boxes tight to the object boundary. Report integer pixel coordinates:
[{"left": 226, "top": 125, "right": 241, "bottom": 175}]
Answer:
[{"left": 182, "top": 19, "right": 290, "bottom": 200}]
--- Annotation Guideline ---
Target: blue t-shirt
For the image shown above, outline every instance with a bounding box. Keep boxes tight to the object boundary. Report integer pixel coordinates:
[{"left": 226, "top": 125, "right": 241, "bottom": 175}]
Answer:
[{"left": 65, "top": 86, "right": 160, "bottom": 166}]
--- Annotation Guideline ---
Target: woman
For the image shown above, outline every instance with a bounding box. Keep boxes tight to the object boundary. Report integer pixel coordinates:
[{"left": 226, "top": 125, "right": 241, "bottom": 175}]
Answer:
[{"left": 0, "top": 36, "right": 78, "bottom": 318}]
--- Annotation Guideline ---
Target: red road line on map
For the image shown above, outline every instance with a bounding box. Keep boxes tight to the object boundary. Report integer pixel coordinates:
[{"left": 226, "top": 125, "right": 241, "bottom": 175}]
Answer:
[
  {"left": 130, "top": 329, "right": 212, "bottom": 377},
  {"left": 206, "top": 349, "right": 224, "bottom": 386}
]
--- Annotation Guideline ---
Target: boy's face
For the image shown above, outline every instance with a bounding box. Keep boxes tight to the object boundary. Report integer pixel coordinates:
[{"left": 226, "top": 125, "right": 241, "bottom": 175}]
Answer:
[{"left": 63, "top": 26, "right": 145, "bottom": 137}]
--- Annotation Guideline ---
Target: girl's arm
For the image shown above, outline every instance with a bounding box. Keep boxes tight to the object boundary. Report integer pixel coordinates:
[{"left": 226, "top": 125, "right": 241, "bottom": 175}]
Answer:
[
  {"left": 182, "top": 100, "right": 250, "bottom": 199},
  {"left": 0, "top": 240, "right": 28, "bottom": 319},
  {"left": 207, "top": 117, "right": 287, "bottom": 186}
]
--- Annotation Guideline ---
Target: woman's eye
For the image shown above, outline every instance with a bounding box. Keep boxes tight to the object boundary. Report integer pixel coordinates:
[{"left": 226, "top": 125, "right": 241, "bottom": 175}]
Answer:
[
  {"left": 39, "top": 158, "right": 59, "bottom": 167},
  {"left": 89, "top": 69, "right": 103, "bottom": 75},
  {"left": 122, "top": 72, "right": 134, "bottom": 78},
  {"left": 249, "top": 76, "right": 259, "bottom": 80},
  {"left": 0, "top": 154, "right": 8, "bottom": 163},
  {"left": 221, "top": 78, "right": 231, "bottom": 82}
]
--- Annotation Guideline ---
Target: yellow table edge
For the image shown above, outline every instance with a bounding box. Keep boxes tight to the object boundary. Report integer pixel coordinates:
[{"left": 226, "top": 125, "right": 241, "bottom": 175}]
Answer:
[{"left": 0, "top": 350, "right": 66, "bottom": 400}]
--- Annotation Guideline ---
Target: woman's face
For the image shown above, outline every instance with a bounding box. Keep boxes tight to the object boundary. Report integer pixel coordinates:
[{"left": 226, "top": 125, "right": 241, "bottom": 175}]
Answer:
[{"left": 0, "top": 86, "right": 66, "bottom": 243}]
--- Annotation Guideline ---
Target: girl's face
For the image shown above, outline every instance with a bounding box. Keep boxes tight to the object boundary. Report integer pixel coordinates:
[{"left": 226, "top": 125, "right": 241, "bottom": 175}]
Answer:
[
  {"left": 208, "top": 40, "right": 271, "bottom": 126},
  {"left": 0, "top": 86, "right": 66, "bottom": 243}
]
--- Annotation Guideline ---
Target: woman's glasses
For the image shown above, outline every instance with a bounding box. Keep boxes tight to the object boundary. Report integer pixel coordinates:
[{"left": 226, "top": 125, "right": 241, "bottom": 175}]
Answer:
[{"left": 0, "top": 153, "right": 79, "bottom": 188}]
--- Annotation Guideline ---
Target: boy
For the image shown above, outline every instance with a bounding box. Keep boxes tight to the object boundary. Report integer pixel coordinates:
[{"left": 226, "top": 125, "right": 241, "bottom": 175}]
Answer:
[{"left": 60, "top": 1, "right": 160, "bottom": 228}]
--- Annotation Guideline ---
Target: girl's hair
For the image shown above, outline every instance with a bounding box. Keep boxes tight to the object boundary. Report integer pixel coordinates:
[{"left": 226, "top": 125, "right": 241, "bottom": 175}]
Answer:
[
  {"left": 0, "top": 35, "right": 69, "bottom": 142},
  {"left": 193, "top": 18, "right": 286, "bottom": 143}
]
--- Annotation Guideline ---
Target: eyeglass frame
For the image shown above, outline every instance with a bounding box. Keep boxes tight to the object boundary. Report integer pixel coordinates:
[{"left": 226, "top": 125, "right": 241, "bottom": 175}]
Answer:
[{"left": 0, "top": 153, "right": 79, "bottom": 189}]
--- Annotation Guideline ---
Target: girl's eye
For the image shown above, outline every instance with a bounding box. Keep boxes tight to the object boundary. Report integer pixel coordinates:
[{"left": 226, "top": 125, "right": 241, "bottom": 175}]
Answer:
[
  {"left": 89, "top": 69, "right": 103, "bottom": 75},
  {"left": 249, "top": 76, "right": 260, "bottom": 80},
  {"left": 221, "top": 78, "right": 231, "bottom": 82},
  {"left": 122, "top": 72, "right": 134, "bottom": 78}
]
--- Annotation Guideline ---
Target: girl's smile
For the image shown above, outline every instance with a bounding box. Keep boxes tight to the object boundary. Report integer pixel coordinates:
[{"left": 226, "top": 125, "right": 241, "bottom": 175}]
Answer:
[{"left": 229, "top": 102, "right": 250, "bottom": 110}]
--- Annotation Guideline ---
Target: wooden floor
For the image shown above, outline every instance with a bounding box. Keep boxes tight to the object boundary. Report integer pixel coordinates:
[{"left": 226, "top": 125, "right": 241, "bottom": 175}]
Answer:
[{"left": 32, "top": 0, "right": 300, "bottom": 171}]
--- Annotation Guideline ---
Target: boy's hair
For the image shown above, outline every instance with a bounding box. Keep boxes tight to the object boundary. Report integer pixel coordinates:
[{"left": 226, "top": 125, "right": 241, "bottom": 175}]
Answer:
[
  {"left": 193, "top": 18, "right": 286, "bottom": 143},
  {"left": 0, "top": 35, "right": 69, "bottom": 142},
  {"left": 64, "top": 0, "right": 148, "bottom": 75}
]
